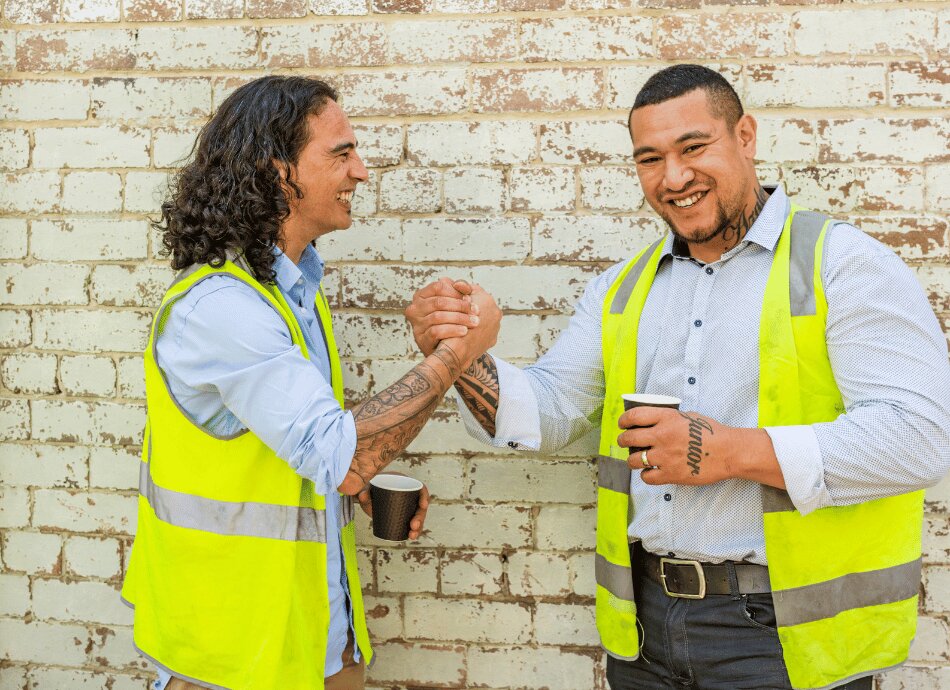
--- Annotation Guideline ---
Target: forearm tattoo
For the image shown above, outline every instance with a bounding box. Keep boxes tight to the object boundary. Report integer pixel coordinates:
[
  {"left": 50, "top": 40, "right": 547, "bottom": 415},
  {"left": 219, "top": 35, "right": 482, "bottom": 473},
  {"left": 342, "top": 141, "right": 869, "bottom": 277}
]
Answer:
[
  {"left": 680, "top": 411, "right": 714, "bottom": 476},
  {"left": 721, "top": 185, "right": 770, "bottom": 250},
  {"left": 454, "top": 354, "right": 500, "bottom": 437},
  {"left": 346, "top": 343, "right": 463, "bottom": 490}
]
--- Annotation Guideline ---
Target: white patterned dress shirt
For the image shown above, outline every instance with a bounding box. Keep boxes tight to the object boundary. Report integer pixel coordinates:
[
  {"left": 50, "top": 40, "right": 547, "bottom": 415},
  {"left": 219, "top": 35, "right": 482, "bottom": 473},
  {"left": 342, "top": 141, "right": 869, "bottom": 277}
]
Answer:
[{"left": 457, "top": 185, "right": 950, "bottom": 564}]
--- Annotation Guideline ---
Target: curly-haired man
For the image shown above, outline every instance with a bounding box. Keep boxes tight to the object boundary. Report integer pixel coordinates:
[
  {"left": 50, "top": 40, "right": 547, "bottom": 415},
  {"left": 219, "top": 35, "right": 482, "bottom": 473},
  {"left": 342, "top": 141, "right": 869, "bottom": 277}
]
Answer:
[{"left": 121, "top": 76, "right": 499, "bottom": 690}]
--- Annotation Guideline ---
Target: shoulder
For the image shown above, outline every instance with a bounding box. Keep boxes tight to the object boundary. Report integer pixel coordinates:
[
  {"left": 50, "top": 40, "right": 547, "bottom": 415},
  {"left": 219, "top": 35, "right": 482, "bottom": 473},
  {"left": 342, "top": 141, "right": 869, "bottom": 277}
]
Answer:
[
  {"left": 820, "top": 220, "right": 922, "bottom": 298},
  {"left": 162, "top": 273, "right": 291, "bottom": 348},
  {"left": 823, "top": 221, "right": 908, "bottom": 276}
]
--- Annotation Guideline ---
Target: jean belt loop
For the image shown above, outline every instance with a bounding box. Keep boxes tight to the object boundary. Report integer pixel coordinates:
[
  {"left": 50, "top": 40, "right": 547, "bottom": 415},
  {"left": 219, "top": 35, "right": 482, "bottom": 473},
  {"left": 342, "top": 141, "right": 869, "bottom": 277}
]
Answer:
[{"left": 725, "top": 562, "right": 741, "bottom": 600}]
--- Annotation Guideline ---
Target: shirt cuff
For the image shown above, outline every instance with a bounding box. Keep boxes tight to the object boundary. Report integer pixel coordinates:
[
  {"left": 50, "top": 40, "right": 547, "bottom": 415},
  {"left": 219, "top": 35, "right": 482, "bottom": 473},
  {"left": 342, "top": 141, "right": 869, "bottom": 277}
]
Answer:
[
  {"left": 765, "top": 425, "right": 833, "bottom": 515},
  {"left": 454, "top": 356, "right": 541, "bottom": 451},
  {"left": 319, "top": 410, "right": 357, "bottom": 495}
]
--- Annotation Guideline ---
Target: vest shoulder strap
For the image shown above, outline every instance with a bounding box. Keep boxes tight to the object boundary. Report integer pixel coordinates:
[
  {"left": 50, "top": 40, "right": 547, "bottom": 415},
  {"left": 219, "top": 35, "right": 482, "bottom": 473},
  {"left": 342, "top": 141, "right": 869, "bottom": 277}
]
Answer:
[
  {"left": 788, "top": 209, "right": 839, "bottom": 318},
  {"left": 607, "top": 238, "right": 665, "bottom": 316}
]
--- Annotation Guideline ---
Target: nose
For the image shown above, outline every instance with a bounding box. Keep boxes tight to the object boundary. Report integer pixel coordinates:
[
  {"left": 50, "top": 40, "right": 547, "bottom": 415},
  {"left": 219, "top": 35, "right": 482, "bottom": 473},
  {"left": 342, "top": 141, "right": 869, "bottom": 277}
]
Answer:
[
  {"left": 663, "top": 155, "right": 695, "bottom": 193},
  {"left": 350, "top": 151, "right": 369, "bottom": 183}
]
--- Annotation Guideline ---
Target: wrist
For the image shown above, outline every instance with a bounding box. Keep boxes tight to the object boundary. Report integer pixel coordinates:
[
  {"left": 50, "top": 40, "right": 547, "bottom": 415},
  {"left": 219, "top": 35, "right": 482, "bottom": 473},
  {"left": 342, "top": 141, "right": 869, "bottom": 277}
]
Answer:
[
  {"left": 430, "top": 342, "right": 467, "bottom": 387},
  {"left": 720, "top": 427, "right": 768, "bottom": 482}
]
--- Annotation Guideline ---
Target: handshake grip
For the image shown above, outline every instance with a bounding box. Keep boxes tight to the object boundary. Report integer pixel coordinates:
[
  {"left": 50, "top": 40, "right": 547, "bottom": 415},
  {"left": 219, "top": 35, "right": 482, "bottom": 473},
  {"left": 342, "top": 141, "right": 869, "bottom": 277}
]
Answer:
[{"left": 405, "top": 277, "right": 502, "bottom": 371}]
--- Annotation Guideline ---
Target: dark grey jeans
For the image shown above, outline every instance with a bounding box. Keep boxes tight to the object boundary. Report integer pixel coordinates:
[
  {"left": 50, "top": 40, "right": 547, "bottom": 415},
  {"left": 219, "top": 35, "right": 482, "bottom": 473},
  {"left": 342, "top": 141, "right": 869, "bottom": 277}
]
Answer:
[{"left": 606, "top": 571, "right": 874, "bottom": 690}]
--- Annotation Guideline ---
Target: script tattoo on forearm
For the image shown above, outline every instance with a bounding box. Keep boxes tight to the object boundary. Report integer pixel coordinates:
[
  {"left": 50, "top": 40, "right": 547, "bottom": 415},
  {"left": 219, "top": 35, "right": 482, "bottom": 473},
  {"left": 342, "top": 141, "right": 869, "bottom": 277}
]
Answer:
[
  {"left": 346, "top": 344, "right": 463, "bottom": 490},
  {"left": 721, "top": 185, "right": 770, "bottom": 250},
  {"left": 680, "top": 411, "right": 714, "bottom": 476},
  {"left": 454, "top": 354, "right": 500, "bottom": 438}
]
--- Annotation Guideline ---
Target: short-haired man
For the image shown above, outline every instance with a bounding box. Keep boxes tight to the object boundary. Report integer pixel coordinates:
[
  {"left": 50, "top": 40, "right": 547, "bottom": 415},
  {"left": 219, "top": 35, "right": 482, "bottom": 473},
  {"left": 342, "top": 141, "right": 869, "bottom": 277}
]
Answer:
[
  {"left": 407, "top": 65, "right": 950, "bottom": 689},
  {"left": 121, "top": 76, "right": 499, "bottom": 690}
]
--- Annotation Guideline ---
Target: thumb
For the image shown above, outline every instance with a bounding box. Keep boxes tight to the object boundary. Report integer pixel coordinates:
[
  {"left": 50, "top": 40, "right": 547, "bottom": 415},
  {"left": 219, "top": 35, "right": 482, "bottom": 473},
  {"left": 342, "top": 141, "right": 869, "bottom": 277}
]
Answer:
[{"left": 356, "top": 488, "right": 372, "bottom": 516}]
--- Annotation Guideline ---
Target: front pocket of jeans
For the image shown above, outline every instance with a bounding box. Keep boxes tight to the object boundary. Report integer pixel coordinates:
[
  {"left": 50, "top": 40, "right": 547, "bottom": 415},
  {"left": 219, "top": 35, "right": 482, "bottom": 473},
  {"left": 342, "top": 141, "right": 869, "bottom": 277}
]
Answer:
[{"left": 738, "top": 594, "right": 779, "bottom": 635}]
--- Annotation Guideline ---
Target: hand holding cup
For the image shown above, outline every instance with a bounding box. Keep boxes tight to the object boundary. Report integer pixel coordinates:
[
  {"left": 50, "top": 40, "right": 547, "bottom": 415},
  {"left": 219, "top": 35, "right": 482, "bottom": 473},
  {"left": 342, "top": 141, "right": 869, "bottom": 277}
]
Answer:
[{"left": 358, "top": 474, "right": 429, "bottom": 541}]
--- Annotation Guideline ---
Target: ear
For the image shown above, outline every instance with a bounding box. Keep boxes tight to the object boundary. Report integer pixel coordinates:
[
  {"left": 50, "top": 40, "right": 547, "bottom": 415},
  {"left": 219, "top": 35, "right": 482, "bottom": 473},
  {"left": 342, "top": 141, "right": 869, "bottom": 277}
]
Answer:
[
  {"left": 272, "top": 158, "right": 301, "bottom": 204},
  {"left": 735, "top": 113, "right": 757, "bottom": 161}
]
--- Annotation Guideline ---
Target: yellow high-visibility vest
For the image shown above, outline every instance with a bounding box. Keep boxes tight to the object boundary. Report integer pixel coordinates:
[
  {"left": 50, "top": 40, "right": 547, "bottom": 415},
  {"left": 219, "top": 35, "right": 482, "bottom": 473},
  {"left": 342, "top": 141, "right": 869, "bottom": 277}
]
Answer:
[
  {"left": 121, "top": 259, "right": 373, "bottom": 689},
  {"left": 595, "top": 206, "right": 923, "bottom": 689}
]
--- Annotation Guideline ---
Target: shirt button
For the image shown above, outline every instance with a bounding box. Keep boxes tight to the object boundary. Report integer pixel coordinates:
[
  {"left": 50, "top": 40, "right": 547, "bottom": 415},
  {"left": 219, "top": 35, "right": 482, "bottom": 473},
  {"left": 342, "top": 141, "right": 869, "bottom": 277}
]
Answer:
[
  {"left": 688, "top": 376, "right": 696, "bottom": 385},
  {"left": 507, "top": 441, "right": 519, "bottom": 449},
  {"left": 664, "top": 493, "right": 672, "bottom": 501},
  {"left": 694, "top": 319, "right": 702, "bottom": 327},
  {"left": 705, "top": 267, "right": 714, "bottom": 275}
]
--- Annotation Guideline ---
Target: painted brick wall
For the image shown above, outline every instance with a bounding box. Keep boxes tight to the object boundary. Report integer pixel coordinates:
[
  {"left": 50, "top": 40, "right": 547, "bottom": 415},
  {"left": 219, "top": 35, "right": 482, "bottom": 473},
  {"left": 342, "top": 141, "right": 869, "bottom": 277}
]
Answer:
[{"left": 1, "top": 1, "right": 948, "bottom": 688}]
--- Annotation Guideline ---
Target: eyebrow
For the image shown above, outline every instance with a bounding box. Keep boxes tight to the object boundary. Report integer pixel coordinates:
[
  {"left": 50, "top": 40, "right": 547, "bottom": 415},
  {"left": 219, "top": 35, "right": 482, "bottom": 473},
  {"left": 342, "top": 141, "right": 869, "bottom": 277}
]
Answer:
[
  {"left": 633, "top": 130, "right": 713, "bottom": 158},
  {"left": 329, "top": 140, "right": 358, "bottom": 154}
]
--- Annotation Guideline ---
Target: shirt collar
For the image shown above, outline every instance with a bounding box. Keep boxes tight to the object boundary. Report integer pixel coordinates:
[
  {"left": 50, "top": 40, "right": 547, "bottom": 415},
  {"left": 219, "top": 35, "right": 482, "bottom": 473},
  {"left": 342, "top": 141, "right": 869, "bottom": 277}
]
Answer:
[
  {"left": 661, "top": 183, "right": 788, "bottom": 261},
  {"left": 271, "top": 244, "right": 325, "bottom": 295}
]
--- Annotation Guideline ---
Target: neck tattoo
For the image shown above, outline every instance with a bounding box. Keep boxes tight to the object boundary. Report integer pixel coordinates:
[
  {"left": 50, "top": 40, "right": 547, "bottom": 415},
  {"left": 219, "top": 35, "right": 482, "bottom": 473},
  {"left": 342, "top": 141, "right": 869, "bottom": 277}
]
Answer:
[{"left": 721, "top": 185, "right": 769, "bottom": 251}]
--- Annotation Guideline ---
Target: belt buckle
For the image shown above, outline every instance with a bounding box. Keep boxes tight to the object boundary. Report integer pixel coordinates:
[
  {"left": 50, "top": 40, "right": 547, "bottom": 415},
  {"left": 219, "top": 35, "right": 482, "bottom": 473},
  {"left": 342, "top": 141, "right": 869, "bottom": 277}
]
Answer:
[{"left": 659, "top": 557, "right": 706, "bottom": 599}]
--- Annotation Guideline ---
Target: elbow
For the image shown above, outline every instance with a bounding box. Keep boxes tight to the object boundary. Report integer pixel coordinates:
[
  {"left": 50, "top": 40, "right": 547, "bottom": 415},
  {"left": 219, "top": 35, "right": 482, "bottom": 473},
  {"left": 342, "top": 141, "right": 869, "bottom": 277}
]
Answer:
[{"left": 925, "top": 446, "right": 950, "bottom": 489}]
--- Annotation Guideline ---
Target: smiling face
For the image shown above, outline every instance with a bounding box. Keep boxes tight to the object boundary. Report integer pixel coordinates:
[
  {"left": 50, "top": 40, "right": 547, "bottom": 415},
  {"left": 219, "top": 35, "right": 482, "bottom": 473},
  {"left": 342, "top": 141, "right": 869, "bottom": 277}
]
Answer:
[
  {"left": 630, "top": 89, "right": 759, "bottom": 256},
  {"left": 281, "top": 100, "right": 368, "bottom": 257}
]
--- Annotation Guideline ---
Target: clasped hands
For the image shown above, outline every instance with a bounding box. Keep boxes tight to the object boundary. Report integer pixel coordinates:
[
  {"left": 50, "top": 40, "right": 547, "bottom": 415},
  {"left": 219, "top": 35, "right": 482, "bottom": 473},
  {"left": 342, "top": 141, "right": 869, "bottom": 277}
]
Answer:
[{"left": 405, "top": 276, "right": 502, "bottom": 370}]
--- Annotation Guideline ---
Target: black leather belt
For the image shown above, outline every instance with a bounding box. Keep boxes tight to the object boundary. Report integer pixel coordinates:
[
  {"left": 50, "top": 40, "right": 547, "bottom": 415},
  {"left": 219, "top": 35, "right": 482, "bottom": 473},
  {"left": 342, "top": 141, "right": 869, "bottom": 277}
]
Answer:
[{"left": 632, "top": 543, "right": 772, "bottom": 599}]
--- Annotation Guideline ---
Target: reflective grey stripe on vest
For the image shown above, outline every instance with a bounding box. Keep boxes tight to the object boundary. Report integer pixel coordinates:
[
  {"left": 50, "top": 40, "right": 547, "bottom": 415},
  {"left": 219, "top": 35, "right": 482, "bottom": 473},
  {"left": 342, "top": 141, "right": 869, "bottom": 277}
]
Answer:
[
  {"left": 609, "top": 212, "right": 837, "bottom": 318},
  {"left": 609, "top": 239, "right": 664, "bottom": 315},
  {"left": 773, "top": 558, "right": 921, "bottom": 628},
  {"left": 139, "top": 462, "right": 327, "bottom": 543},
  {"left": 341, "top": 494, "right": 355, "bottom": 528},
  {"left": 598, "top": 455, "right": 632, "bottom": 494},
  {"left": 789, "top": 210, "right": 833, "bottom": 317},
  {"left": 595, "top": 553, "right": 635, "bottom": 602}
]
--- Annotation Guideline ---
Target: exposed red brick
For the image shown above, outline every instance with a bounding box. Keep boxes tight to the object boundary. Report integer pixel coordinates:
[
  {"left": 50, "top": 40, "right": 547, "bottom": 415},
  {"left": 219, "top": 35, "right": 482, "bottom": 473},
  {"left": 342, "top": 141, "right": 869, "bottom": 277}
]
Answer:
[
  {"left": 247, "top": 0, "right": 307, "bottom": 17},
  {"left": 855, "top": 215, "right": 948, "bottom": 261},
  {"left": 261, "top": 23, "right": 388, "bottom": 69},
  {"left": 16, "top": 30, "right": 137, "bottom": 72},
  {"left": 5, "top": 0, "right": 59, "bottom": 23},
  {"left": 637, "top": 0, "right": 698, "bottom": 7},
  {"left": 500, "top": 0, "right": 566, "bottom": 8},
  {"left": 124, "top": 0, "right": 182, "bottom": 20},
  {"left": 471, "top": 67, "right": 603, "bottom": 113},
  {"left": 185, "top": 0, "right": 243, "bottom": 19},
  {"left": 372, "top": 0, "right": 431, "bottom": 12},
  {"left": 657, "top": 13, "right": 790, "bottom": 59},
  {"left": 889, "top": 61, "right": 949, "bottom": 107}
]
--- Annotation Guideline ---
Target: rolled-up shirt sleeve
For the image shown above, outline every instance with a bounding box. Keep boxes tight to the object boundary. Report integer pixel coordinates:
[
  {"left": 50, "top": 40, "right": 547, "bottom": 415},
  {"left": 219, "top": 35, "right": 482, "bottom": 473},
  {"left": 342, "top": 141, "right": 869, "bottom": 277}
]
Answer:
[
  {"left": 156, "top": 278, "right": 355, "bottom": 496},
  {"left": 770, "top": 224, "right": 950, "bottom": 514},
  {"left": 456, "top": 264, "right": 623, "bottom": 455},
  {"left": 455, "top": 357, "right": 542, "bottom": 451}
]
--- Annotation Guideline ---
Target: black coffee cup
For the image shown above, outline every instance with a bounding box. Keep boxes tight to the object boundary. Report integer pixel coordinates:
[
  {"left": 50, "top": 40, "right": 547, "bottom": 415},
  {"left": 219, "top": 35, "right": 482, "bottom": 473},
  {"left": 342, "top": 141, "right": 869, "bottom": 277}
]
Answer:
[
  {"left": 369, "top": 474, "right": 423, "bottom": 542},
  {"left": 621, "top": 393, "right": 681, "bottom": 456}
]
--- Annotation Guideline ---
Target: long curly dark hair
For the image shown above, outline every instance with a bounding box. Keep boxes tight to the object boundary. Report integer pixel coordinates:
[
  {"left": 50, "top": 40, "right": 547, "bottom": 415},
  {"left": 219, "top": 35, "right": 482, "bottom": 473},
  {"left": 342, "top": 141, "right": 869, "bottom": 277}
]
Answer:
[{"left": 157, "top": 76, "right": 338, "bottom": 282}]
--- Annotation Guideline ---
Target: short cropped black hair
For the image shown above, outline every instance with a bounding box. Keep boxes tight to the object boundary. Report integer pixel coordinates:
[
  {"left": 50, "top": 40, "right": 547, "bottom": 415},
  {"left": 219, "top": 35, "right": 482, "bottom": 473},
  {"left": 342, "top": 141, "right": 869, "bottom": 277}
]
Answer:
[{"left": 628, "top": 64, "right": 743, "bottom": 130}]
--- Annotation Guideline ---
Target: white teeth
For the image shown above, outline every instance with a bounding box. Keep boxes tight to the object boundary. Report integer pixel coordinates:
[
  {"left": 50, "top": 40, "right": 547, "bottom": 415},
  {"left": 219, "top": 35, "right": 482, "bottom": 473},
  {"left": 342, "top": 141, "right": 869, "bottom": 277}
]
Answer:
[
  {"left": 336, "top": 191, "right": 352, "bottom": 204},
  {"left": 673, "top": 192, "right": 703, "bottom": 208}
]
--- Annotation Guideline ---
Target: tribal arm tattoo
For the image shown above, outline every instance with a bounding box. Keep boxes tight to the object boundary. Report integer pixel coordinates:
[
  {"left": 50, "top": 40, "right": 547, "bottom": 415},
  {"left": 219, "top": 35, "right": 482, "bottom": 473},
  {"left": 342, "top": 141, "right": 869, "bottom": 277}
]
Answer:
[
  {"left": 721, "top": 184, "right": 770, "bottom": 251},
  {"left": 454, "top": 354, "right": 500, "bottom": 437},
  {"left": 341, "top": 343, "right": 464, "bottom": 494}
]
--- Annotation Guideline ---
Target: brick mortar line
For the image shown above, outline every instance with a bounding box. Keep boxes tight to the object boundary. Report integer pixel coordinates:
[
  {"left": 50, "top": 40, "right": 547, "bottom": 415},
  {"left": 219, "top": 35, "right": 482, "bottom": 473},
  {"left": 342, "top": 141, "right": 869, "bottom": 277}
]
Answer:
[
  {"left": 4, "top": 109, "right": 950, "bottom": 128},
  {"left": 6, "top": 55, "right": 950, "bottom": 81},
  {"left": 4, "top": 1, "right": 950, "bottom": 29}
]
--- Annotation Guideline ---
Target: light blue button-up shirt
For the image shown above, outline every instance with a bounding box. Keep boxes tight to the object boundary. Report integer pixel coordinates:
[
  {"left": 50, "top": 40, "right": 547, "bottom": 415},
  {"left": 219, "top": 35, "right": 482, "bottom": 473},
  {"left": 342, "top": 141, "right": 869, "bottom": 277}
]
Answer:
[
  {"left": 459, "top": 185, "right": 950, "bottom": 564},
  {"left": 152, "top": 245, "right": 358, "bottom": 687}
]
